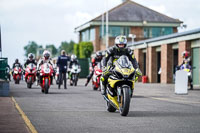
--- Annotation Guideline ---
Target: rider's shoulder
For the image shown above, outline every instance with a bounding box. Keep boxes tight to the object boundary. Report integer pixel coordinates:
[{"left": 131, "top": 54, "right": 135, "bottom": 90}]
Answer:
[
  {"left": 126, "top": 48, "right": 133, "bottom": 55},
  {"left": 106, "top": 46, "right": 115, "bottom": 54}
]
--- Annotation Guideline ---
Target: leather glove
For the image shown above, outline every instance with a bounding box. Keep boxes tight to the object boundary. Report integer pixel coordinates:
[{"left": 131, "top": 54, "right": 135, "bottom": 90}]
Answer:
[{"left": 103, "top": 66, "right": 111, "bottom": 75}]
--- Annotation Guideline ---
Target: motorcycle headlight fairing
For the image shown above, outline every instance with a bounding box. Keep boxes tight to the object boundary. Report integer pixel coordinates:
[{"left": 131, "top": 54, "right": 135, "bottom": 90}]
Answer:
[{"left": 44, "top": 68, "right": 50, "bottom": 74}]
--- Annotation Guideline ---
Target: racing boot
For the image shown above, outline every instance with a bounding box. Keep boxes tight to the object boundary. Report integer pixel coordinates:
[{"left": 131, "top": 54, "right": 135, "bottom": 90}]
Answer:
[
  {"left": 100, "top": 77, "right": 106, "bottom": 95},
  {"left": 85, "top": 78, "right": 90, "bottom": 86}
]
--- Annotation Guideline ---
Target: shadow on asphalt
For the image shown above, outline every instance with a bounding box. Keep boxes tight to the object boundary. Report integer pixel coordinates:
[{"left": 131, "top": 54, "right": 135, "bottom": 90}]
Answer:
[
  {"left": 127, "top": 111, "right": 199, "bottom": 117},
  {"left": 132, "top": 95, "right": 145, "bottom": 98},
  {"left": 48, "top": 92, "right": 84, "bottom": 95}
]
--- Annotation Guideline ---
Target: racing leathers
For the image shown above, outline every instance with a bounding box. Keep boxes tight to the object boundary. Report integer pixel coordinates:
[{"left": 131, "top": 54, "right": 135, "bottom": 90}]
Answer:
[
  {"left": 12, "top": 63, "right": 23, "bottom": 69},
  {"left": 85, "top": 56, "right": 102, "bottom": 86},
  {"left": 12, "top": 63, "right": 23, "bottom": 75},
  {"left": 24, "top": 59, "right": 37, "bottom": 68},
  {"left": 101, "top": 46, "right": 141, "bottom": 95},
  {"left": 69, "top": 59, "right": 80, "bottom": 69},
  {"left": 37, "top": 58, "right": 54, "bottom": 84}
]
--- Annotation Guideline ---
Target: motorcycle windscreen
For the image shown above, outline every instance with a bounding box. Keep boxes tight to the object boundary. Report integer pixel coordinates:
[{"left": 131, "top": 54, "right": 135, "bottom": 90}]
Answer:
[{"left": 116, "top": 56, "right": 132, "bottom": 68}]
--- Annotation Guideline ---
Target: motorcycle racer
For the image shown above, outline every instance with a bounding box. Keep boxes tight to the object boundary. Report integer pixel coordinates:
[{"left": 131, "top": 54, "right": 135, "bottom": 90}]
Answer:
[
  {"left": 37, "top": 50, "right": 54, "bottom": 84},
  {"left": 101, "top": 35, "right": 142, "bottom": 95},
  {"left": 24, "top": 53, "right": 37, "bottom": 68},
  {"left": 85, "top": 51, "right": 103, "bottom": 86}
]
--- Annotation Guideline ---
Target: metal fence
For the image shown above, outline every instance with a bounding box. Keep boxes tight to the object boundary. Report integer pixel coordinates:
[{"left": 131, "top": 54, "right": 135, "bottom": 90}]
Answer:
[
  {"left": 78, "top": 58, "right": 90, "bottom": 78},
  {"left": 0, "top": 58, "right": 8, "bottom": 80}
]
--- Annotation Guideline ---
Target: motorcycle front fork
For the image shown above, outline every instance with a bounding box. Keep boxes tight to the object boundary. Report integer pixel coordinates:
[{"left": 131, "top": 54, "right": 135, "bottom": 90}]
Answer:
[{"left": 117, "top": 87, "right": 133, "bottom": 103}]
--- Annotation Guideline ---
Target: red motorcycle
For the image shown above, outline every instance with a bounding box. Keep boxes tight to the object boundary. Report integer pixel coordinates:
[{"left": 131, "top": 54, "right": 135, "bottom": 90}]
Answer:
[
  {"left": 39, "top": 63, "right": 54, "bottom": 94},
  {"left": 25, "top": 63, "right": 37, "bottom": 88},
  {"left": 92, "top": 63, "right": 102, "bottom": 90},
  {"left": 13, "top": 66, "right": 22, "bottom": 84}
]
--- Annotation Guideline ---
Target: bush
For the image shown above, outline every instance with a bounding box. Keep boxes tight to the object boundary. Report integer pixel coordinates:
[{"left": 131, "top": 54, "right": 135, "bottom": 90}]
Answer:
[
  {"left": 73, "top": 43, "right": 80, "bottom": 58},
  {"left": 79, "top": 42, "right": 93, "bottom": 59}
]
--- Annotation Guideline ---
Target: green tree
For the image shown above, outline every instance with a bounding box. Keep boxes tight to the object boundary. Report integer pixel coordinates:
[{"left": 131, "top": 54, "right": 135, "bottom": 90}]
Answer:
[
  {"left": 79, "top": 42, "right": 93, "bottom": 58},
  {"left": 59, "top": 40, "right": 75, "bottom": 55},
  {"left": 46, "top": 44, "right": 57, "bottom": 57},
  {"left": 24, "top": 41, "right": 38, "bottom": 57},
  {"left": 68, "top": 40, "right": 75, "bottom": 54}
]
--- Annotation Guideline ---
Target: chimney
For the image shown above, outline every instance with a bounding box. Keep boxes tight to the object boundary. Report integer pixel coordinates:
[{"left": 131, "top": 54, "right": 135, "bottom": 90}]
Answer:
[{"left": 122, "top": 0, "right": 129, "bottom": 3}]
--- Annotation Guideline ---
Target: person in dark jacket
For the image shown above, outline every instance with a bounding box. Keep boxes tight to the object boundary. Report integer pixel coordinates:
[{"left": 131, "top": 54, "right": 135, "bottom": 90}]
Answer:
[
  {"left": 24, "top": 53, "right": 37, "bottom": 68},
  {"left": 57, "top": 50, "right": 70, "bottom": 89},
  {"left": 12, "top": 59, "right": 23, "bottom": 69},
  {"left": 85, "top": 51, "right": 103, "bottom": 86},
  {"left": 101, "top": 35, "right": 142, "bottom": 95}
]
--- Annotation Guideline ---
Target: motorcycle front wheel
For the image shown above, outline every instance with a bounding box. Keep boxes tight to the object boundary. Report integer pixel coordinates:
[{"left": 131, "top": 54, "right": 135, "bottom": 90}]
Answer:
[
  {"left": 27, "top": 77, "right": 32, "bottom": 89},
  {"left": 44, "top": 78, "right": 49, "bottom": 94},
  {"left": 119, "top": 86, "right": 131, "bottom": 116}
]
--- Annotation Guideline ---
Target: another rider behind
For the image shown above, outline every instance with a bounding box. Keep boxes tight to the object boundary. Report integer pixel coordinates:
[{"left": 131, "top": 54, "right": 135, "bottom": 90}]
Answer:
[
  {"left": 12, "top": 59, "right": 23, "bottom": 75},
  {"left": 85, "top": 51, "right": 103, "bottom": 86},
  {"left": 68, "top": 54, "right": 80, "bottom": 78},
  {"left": 37, "top": 50, "right": 54, "bottom": 84},
  {"left": 24, "top": 53, "right": 37, "bottom": 68},
  {"left": 56, "top": 50, "right": 70, "bottom": 89},
  {"left": 24, "top": 53, "right": 37, "bottom": 82},
  {"left": 12, "top": 59, "right": 23, "bottom": 69},
  {"left": 101, "top": 35, "right": 142, "bottom": 95},
  {"left": 179, "top": 50, "right": 193, "bottom": 90}
]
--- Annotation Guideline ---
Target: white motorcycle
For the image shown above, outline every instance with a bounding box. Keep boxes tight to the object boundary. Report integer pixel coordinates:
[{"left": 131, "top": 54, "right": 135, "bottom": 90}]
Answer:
[{"left": 69, "top": 64, "right": 81, "bottom": 86}]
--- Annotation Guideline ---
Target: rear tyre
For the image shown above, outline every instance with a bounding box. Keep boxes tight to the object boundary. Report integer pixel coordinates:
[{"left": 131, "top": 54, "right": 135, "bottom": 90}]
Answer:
[
  {"left": 93, "top": 84, "right": 98, "bottom": 90},
  {"left": 107, "top": 102, "right": 116, "bottom": 112},
  {"left": 75, "top": 80, "right": 77, "bottom": 86},
  {"left": 17, "top": 76, "right": 20, "bottom": 84},
  {"left": 119, "top": 86, "right": 131, "bottom": 116},
  {"left": 27, "top": 83, "right": 32, "bottom": 88},
  {"left": 75, "top": 74, "right": 78, "bottom": 86},
  {"left": 44, "top": 78, "right": 49, "bottom": 94}
]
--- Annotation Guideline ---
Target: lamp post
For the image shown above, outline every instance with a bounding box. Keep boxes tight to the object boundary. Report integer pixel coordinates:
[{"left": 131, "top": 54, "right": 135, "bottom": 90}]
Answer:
[
  {"left": 105, "top": 0, "right": 109, "bottom": 49},
  {"left": 129, "top": 34, "right": 136, "bottom": 49}
]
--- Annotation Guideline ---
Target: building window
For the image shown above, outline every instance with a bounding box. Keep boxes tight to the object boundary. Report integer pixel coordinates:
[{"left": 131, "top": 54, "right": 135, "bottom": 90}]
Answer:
[
  {"left": 100, "top": 26, "right": 130, "bottom": 38},
  {"left": 144, "top": 27, "right": 173, "bottom": 38},
  {"left": 81, "top": 28, "right": 95, "bottom": 42},
  {"left": 90, "top": 28, "right": 95, "bottom": 41}
]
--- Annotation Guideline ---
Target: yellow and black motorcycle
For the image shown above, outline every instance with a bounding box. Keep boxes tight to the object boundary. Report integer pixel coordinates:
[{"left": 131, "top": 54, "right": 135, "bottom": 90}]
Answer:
[{"left": 102, "top": 55, "right": 136, "bottom": 116}]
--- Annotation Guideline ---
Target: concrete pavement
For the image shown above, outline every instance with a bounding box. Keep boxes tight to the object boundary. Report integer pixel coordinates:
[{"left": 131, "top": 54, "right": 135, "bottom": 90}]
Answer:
[{"left": 0, "top": 97, "right": 30, "bottom": 133}]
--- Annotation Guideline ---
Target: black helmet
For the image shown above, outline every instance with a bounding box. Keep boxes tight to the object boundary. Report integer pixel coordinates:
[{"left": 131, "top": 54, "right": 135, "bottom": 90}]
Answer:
[
  {"left": 15, "top": 59, "right": 19, "bottom": 63},
  {"left": 96, "top": 51, "right": 103, "bottom": 59},
  {"left": 28, "top": 53, "right": 34, "bottom": 60}
]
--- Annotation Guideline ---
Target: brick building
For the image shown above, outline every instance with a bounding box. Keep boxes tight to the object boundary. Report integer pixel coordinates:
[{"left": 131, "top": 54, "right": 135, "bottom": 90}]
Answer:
[
  {"left": 75, "top": 0, "right": 182, "bottom": 52},
  {"left": 130, "top": 28, "right": 200, "bottom": 86}
]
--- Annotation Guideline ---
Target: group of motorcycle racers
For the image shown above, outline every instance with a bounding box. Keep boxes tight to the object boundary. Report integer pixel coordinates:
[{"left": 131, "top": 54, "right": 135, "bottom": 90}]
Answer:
[
  {"left": 11, "top": 49, "right": 81, "bottom": 93},
  {"left": 8, "top": 35, "right": 193, "bottom": 116}
]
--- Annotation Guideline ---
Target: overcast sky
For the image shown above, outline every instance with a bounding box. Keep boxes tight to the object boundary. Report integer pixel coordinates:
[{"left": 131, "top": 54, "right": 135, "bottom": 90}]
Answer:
[{"left": 0, "top": 0, "right": 200, "bottom": 65}]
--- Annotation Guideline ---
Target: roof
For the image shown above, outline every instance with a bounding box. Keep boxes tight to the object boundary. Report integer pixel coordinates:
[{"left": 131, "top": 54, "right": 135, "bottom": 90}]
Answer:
[
  {"left": 128, "top": 28, "right": 200, "bottom": 47},
  {"left": 94, "top": 0, "right": 181, "bottom": 23},
  {"left": 75, "top": 0, "right": 182, "bottom": 31}
]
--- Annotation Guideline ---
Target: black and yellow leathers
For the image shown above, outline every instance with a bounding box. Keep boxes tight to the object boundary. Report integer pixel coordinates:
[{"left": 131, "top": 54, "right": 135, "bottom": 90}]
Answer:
[
  {"left": 102, "top": 55, "right": 137, "bottom": 116},
  {"left": 101, "top": 46, "right": 141, "bottom": 95}
]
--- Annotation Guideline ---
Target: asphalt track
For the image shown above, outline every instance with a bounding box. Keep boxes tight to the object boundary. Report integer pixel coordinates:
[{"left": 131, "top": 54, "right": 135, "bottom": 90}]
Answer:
[{"left": 10, "top": 79, "right": 200, "bottom": 133}]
